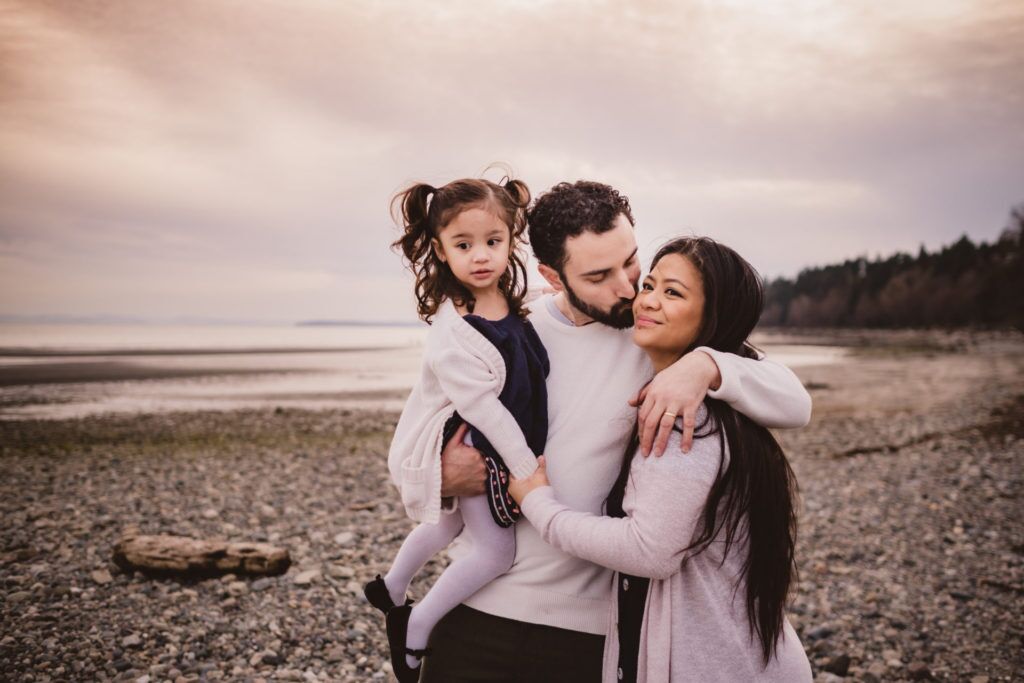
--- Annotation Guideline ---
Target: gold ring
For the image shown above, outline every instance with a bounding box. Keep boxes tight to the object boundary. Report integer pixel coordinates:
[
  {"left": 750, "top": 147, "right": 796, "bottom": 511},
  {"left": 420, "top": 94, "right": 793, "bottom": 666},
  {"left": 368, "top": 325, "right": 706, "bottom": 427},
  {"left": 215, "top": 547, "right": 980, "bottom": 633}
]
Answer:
[{"left": 663, "top": 411, "right": 677, "bottom": 419}]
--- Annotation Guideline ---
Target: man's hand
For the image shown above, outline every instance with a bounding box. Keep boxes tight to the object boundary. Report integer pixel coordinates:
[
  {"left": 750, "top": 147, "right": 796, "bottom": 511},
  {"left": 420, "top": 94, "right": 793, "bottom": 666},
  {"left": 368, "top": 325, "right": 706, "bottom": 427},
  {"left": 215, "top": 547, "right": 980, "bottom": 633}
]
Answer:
[
  {"left": 440, "top": 423, "right": 487, "bottom": 497},
  {"left": 509, "top": 455, "right": 550, "bottom": 505},
  {"left": 630, "top": 350, "right": 721, "bottom": 457}
]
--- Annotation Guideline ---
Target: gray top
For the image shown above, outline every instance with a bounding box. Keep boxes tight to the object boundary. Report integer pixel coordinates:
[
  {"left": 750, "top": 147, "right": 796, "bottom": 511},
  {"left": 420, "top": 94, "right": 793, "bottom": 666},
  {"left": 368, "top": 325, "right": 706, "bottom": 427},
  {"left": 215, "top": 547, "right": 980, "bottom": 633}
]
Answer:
[{"left": 520, "top": 407, "right": 813, "bottom": 682}]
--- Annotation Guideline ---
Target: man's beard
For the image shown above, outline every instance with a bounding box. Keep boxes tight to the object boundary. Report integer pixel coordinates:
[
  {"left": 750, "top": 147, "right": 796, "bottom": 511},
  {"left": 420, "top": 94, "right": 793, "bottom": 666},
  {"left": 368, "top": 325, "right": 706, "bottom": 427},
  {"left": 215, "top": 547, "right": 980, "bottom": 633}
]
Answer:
[{"left": 562, "top": 277, "right": 636, "bottom": 329}]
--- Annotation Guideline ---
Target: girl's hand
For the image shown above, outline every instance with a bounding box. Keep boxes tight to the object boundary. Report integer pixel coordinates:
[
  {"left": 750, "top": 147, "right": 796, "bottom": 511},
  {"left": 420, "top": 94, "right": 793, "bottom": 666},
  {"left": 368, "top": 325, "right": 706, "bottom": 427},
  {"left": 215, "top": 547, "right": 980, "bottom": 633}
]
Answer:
[{"left": 509, "top": 455, "right": 550, "bottom": 505}]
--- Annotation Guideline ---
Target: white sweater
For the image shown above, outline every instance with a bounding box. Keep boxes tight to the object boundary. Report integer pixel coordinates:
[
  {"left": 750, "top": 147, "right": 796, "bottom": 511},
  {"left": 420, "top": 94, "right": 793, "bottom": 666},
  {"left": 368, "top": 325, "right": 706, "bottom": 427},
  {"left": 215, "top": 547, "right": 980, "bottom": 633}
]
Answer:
[
  {"left": 445, "top": 295, "right": 812, "bottom": 635},
  {"left": 387, "top": 299, "right": 540, "bottom": 524}
]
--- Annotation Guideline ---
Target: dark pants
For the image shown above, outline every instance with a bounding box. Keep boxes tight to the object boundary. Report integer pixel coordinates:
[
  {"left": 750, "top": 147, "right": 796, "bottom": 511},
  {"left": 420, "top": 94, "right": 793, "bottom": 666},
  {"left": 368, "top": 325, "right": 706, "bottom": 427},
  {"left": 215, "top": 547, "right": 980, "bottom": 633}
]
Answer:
[{"left": 420, "top": 604, "right": 605, "bottom": 683}]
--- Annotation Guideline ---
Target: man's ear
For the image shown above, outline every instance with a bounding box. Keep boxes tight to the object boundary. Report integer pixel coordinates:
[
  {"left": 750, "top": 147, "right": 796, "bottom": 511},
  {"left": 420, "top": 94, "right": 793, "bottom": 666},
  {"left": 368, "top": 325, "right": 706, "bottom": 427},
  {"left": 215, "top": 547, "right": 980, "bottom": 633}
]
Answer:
[
  {"left": 431, "top": 238, "right": 446, "bottom": 263},
  {"left": 537, "top": 263, "right": 565, "bottom": 292}
]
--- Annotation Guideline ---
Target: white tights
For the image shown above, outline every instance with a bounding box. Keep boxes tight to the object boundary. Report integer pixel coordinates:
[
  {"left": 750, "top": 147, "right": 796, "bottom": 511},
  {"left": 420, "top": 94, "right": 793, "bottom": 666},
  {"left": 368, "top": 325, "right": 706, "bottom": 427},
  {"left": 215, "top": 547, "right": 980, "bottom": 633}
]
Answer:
[{"left": 383, "top": 493, "right": 515, "bottom": 668}]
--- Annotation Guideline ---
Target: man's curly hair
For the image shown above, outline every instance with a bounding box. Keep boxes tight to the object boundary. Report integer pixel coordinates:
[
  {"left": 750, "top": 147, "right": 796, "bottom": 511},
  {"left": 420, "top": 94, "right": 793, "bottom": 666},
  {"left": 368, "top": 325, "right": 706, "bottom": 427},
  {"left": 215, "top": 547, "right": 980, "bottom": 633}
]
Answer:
[{"left": 527, "top": 180, "right": 635, "bottom": 272}]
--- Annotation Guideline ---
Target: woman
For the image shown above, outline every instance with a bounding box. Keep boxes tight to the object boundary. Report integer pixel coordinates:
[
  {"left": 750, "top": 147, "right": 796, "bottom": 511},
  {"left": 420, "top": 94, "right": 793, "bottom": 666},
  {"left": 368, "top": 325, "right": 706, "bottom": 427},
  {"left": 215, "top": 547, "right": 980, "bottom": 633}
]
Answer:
[{"left": 509, "top": 236, "right": 813, "bottom": 682}]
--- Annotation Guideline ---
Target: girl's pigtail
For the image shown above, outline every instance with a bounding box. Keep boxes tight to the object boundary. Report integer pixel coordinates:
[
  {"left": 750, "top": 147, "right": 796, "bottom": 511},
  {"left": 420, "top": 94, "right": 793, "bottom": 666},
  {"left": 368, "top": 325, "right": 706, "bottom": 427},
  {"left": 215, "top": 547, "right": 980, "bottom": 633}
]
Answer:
[
  {"left": 497, "top": 178, "right": 532, "bottom": 318},
  {"left": 500, "top": 179, "right": 531, "bottom": 239},
  {"left": 391, "top": 183, "right": 447, "bottom": 322},
  {"left": 391, "top": 184, "right": 437, "bottom": 265}
]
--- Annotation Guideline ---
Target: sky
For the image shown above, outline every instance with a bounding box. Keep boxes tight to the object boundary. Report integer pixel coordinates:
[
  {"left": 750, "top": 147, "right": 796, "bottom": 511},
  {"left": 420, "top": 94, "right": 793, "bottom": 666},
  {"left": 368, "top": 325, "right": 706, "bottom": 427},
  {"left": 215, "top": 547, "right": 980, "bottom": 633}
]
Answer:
[{"left": 1, "top": 0, "right": 1022, "bottom": 323}]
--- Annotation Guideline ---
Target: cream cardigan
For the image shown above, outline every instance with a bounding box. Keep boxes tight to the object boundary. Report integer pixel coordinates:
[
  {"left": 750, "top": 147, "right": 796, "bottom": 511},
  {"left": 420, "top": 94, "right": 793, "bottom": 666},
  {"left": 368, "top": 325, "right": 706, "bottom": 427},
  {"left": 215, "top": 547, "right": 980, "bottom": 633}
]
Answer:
[
  {"left": 520, "top": 407, "right": 813, "bottom": 682},
  {"left": 387, "top": 300, "right": 540, "bottom": 524}
]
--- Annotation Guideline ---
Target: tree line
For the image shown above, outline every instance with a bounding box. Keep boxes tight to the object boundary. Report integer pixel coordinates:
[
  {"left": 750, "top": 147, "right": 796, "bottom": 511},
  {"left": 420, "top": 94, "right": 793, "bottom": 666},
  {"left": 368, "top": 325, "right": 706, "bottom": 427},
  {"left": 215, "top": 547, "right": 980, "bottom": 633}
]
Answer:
[{"left": 761, "top": 205, "right": 1024, "bottom": 329}]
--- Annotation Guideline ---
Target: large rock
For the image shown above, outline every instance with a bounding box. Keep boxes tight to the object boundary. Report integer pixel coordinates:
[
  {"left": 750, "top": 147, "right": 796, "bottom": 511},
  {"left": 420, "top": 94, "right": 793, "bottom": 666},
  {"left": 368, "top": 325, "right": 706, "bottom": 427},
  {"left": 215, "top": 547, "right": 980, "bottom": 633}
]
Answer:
[{"left": 112, "top": 534, "right": 290, "bottom": 578}]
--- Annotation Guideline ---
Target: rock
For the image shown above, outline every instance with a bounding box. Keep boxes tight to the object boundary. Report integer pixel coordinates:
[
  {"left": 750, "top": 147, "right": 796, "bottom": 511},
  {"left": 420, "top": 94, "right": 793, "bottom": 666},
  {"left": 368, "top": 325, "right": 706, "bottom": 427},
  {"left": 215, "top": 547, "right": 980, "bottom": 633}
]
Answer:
[
  {"left": 202, "top": 509, "right": 219, "bottom": 520},
  {"left": 806, "top": 625, "right": 835, "bottom": 641},
  {"left": 251, "top": 577, "right": 275, "bottom": 592},
  {"left": 907, "top": 661, "right": 933, "bottom": 680},
  {"left": 333, "top": 531, "right": 356, "bottom": 546},
  {"left": 823, "top": 654, "right": 851, "bottom": 676},
  {"left": 122, "top": 634, "right": 142, "bottom": 648},
  {"left": 91, "top": 569, "right": 113, "bottom": 585},
  {"left": 112, "top": 534, "right": 290, "bottom": 578},
  {"left": 970, "top": 677, "right": 990, "bottom": 683},
  {"left": 226, "top": 581, "right": 248, "bottom": 596},
  {"left": 293, "top": 569, "right": 321, "bottom": 586},
  {"left": 6, "top": 590, "right": 31, "bottom": 603},
  {"left": 814, "top": 673, "right": 844, "bottom": 683},
  {"left": 327, "top": 564, "right": 354, "bottom": 579}
]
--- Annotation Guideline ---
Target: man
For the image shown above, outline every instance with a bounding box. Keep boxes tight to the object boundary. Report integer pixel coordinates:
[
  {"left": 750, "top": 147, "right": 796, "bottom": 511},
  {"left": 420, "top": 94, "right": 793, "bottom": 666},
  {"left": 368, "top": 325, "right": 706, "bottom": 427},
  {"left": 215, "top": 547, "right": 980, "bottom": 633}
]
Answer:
[{"left": 410, "top": 181, "right": 811, "bottom": 682}]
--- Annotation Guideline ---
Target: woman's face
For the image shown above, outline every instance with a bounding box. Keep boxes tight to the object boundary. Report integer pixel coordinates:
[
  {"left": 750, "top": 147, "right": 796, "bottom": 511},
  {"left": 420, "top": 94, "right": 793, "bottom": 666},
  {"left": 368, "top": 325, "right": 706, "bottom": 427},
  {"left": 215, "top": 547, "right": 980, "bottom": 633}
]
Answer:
[{"left": 632, "top": 253, "right": 706, "bottom": 364}]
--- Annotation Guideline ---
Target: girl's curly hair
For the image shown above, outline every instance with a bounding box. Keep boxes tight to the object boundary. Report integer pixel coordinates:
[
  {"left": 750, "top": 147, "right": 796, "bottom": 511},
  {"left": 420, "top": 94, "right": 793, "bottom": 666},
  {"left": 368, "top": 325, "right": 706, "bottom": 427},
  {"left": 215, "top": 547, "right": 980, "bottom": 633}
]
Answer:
[{"left": 391, "top": 176, "right": 531, "bottom": 323}]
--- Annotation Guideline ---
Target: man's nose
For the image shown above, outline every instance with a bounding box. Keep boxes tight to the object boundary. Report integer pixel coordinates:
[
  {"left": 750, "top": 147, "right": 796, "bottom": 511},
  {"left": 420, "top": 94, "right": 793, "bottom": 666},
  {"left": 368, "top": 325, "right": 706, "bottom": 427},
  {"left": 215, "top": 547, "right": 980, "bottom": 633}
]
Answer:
[{"left": 612, "top": 270, "right": 634, "bottom": 299}]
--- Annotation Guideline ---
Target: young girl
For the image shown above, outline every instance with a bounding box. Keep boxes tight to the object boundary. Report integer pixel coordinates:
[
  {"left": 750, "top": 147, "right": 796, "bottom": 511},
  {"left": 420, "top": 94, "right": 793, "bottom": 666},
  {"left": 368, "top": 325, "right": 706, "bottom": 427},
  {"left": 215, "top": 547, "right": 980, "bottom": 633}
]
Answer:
[{"left": 363, "top": 176, "right": 548, "bottom": 682}]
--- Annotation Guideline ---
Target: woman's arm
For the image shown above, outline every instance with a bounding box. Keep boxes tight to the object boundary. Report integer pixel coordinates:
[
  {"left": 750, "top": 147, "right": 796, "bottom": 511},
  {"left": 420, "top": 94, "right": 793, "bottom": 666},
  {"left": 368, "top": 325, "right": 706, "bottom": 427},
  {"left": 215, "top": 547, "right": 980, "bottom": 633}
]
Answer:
[{"left": 516, "top": 433, "right": 722, "bottom": 580}]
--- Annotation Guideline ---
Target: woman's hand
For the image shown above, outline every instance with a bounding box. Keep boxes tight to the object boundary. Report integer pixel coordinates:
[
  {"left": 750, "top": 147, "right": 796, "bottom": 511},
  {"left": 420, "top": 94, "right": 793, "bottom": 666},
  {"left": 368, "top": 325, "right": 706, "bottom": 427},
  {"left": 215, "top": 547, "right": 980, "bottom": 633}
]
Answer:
[{"left": 509, "top": 455, "right": 550, "bottom": 505}]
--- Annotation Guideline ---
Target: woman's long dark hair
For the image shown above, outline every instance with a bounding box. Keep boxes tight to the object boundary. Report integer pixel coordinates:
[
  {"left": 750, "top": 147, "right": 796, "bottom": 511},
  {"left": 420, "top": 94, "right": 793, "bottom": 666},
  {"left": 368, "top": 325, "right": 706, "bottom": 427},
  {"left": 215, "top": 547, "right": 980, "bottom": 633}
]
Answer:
[
  {"left": 391, "top": 175, "right": 531, "bottom": 323},
  {"left": 605, "top": 236, "right": 799, "bottom": 666}
]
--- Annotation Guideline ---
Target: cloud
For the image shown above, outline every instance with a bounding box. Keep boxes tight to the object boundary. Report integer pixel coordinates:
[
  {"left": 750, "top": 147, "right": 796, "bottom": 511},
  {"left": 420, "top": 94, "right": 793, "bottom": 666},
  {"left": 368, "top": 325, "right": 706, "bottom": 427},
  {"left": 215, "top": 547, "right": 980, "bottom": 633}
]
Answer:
[{"left": 1, "top": 0, "right": 1022, "bottom": 320}]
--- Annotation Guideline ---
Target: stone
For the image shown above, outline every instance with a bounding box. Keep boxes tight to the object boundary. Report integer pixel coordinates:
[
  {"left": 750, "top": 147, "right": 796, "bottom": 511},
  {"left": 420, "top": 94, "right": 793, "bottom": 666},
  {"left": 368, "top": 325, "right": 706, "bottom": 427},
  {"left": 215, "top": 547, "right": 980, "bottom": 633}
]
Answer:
[
  {"left": 970, "top": 677, "right": 990, "bottom": 683},
  {"left": 122, "top": 634, "right": 142, "bottom": 648},
  {"left": 823, "top": 654, "right": 851, "bottom": 676},
  {"left": 814, "top": 673, "right": 844, "bottom": 683},
  {"left": 908, "top": 661, "right": 933, "bottom": 680},
  {"left": 202, "top": 509, "right": 219, "bottom": 520},
  {"left": 6, "top": 590, "right": 31, "bottom": 603},
  {"left": 91, "top": 569, "right": 113, "bottom": 585},
  {"left": 226, "top": 581, "right": 248, "bottom": 596},
  {"left": 293, "top": 569, "right": 320, "bottom": 586},
  {"left": 112, "top": 534, "right": 290, "bottom": 578},
  {"left": 806, "top": 625, "right": 835, "bottom": 641},
  {"left": 251, "top": 577, "right": 275, "bottom": 592},
  {"left": 327, "top": 564, "right": 354, "bottom": 579},
  {"left": 333, "top": 532, "right": 355, "bottom": 546}
]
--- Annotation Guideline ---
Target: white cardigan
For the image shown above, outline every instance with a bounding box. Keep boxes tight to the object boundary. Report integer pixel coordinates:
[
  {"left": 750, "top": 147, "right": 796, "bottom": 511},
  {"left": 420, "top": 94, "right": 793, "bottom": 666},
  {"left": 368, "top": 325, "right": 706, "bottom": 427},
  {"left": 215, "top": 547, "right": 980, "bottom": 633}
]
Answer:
[{"left": 387, "top": 300, "right": 540, "bottom": 524}]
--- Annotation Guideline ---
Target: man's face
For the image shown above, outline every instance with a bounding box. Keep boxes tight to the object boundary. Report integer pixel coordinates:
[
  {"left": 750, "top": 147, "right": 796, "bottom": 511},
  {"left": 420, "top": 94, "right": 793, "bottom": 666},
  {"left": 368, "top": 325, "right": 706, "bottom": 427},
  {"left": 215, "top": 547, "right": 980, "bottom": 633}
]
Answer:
[{"left": 559, "top": 214, "right": 641, "bottom": 329}]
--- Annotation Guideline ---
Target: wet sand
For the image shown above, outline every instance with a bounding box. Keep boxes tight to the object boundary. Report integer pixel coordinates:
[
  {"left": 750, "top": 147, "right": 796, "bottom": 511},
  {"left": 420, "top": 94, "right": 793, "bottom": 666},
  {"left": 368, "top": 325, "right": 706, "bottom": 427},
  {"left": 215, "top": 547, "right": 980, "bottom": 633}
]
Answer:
[{"left": 0, "top": 330, "right": 1021, "bottom": 681}]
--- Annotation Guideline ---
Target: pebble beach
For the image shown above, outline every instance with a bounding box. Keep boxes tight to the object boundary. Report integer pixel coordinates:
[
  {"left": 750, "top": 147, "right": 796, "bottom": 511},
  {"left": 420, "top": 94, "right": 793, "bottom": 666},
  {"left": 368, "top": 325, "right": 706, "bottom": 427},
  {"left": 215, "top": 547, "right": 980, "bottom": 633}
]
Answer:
[{"left": 1, "top": 331, "right": 1021, "bottom": 682}]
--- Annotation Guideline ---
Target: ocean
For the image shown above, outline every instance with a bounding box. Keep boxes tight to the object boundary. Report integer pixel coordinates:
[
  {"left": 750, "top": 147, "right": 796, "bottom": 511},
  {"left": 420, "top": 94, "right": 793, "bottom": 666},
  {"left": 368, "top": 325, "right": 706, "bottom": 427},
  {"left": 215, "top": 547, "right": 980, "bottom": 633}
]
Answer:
[{"left": 0, "top": 322, "right": 845, "bottom": 419}]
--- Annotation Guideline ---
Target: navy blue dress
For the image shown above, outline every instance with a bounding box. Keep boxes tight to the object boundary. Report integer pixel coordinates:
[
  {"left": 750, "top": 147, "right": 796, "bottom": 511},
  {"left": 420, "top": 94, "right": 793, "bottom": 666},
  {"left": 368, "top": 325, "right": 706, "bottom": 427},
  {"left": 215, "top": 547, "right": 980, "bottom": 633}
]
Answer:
[{"left": 441, "top": 312, "right": 549, "bottom": 528}]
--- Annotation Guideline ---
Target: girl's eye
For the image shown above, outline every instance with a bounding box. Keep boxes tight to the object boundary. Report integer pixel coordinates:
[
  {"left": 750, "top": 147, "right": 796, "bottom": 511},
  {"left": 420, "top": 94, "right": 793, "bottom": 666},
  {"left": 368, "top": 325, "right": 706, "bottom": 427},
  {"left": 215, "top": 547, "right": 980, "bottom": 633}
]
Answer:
[
  {"left": 456, "top": 243, "right": 470, "bottom": 250},
  {"left": 487, "top": 238, "right": 502, "bottom": 247}
]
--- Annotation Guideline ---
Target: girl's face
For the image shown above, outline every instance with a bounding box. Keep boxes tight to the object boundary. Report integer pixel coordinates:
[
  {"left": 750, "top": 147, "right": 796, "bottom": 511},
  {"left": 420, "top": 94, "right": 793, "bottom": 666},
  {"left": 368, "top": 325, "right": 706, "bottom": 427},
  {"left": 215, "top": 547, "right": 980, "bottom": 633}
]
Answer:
[
  {"left": 432, "top": 205, "right": 512, "bottom": 296},
  {"left": 632, "top": 253, "right": 706, "bottom": 367}
]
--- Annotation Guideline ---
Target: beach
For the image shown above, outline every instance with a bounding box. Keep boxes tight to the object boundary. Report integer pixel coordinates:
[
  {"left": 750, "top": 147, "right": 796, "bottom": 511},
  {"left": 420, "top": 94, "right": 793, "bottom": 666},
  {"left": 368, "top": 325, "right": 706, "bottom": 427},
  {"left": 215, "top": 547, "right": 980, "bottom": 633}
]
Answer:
[{"left": 1, "top": 330, "right": 1021, "bottom": 681}]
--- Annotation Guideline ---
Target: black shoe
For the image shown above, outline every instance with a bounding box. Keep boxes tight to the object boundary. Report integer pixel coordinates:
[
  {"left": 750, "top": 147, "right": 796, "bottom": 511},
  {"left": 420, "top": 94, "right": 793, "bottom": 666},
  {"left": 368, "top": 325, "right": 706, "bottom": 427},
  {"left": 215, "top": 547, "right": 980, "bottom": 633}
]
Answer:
[
  {"left": 363, "top": 574, "right": 412, "bottom": 616},
  {"left": 385, "top": 604, "right": 430, "bottom": 683},
  {"left": 363, "top": 575, "right": 396, "bottom": 615}
]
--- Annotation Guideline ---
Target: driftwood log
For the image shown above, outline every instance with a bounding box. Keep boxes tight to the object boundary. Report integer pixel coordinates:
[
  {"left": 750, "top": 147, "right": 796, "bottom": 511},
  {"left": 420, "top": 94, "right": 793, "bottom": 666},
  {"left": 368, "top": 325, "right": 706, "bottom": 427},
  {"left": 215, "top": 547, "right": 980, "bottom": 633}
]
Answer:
[{"left": 112, "top": 534, "right": 290, "bottom": 578}]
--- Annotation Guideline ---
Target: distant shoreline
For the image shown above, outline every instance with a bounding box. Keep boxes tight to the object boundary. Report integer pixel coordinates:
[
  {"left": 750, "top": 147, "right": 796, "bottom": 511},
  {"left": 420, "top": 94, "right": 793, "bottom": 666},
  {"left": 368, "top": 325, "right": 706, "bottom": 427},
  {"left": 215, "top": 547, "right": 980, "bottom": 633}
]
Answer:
[{"left": 0, "top": 345, "right": 407, "bottom": 358}]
